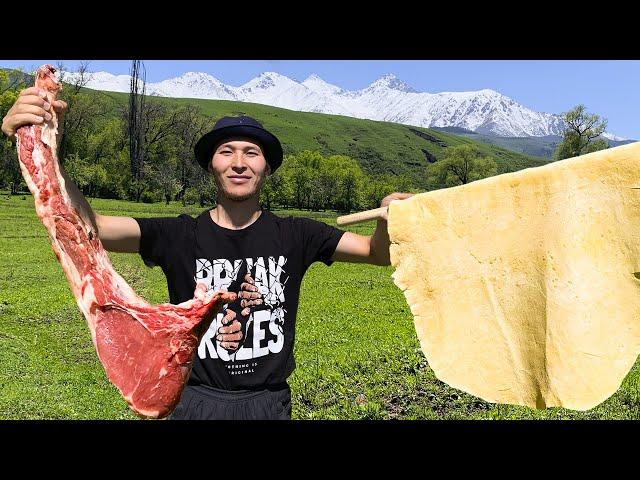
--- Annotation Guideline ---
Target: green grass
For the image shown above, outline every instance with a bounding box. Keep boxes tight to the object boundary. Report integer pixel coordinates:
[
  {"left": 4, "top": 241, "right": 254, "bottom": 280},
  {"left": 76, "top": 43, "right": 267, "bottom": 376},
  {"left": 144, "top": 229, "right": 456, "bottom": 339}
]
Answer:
[{"left": 1, "top": 194, "right": 639, "bottom": 419}]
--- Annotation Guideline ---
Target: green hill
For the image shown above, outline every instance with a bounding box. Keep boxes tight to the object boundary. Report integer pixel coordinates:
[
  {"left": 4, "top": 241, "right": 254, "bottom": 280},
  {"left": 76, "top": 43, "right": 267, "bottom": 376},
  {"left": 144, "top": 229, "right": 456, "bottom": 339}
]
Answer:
[
  {"left": 1, "top": 67, "right": 551, "bottom": 189},
  {"left": 94, "top": 90, "right": 550, "bottom": 188}
]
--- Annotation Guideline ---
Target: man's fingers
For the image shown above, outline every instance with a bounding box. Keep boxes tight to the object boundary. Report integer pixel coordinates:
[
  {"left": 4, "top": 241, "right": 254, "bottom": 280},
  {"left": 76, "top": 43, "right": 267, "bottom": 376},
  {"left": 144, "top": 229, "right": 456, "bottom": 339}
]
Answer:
[
  {"left": 220, "top": 309, "right": 237, "bottom": 325},
  {"left": 244, "top": 273, "right": 254, "bottom": 284},
  {"left": 240, "top": 298, "right": 263, "bottom": 308},
  {"left": 217, "top": 319, "right": 243, "bottom": 342},
  {"left": 1, "top": 92, "right": 55, "bottom": 137},
  {"left": 395, "top": 192, "right": 415, "bottom": 199},
  {"left": 2, "top": 113, "right": 45, "bottom": 136},
  {"left": 220, "top": 341, "right": 240, "bottom": 351},
  {"left": 239, "top": 290, "right": 261, "bottom": 300},
  {"left": 240, "top": 282, "right": 259, "bottom": 292},
  {"left": 15, "top": 104, "right": 51, "bottom": 119},
  {"left": 217, "top": 332, "right": 243, "bottom": 342},
  {"left": 52, "top": 100, "right": 67, "bottom": 111},
  {"left": 241, "top": 307, "right": 251, "bottom": 316},
  {"left": 389, "top": 192, "right": 414, "bottom": 201},
  {"left": 380, "top": 192, "right": 416, "bottom": 212},
  {"left": 15, "top": 94, "right": 48, "bottom": 108},
  {"left": 19, "top": 87, "right": 47, "bottom": 98}
]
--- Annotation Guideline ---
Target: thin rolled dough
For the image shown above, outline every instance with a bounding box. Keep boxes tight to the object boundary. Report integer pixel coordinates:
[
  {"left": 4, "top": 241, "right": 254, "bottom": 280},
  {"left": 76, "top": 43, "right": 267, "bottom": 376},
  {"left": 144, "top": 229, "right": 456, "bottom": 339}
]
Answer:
[{"left": 389, "top": 142, "right": 640, "bottom": 410}]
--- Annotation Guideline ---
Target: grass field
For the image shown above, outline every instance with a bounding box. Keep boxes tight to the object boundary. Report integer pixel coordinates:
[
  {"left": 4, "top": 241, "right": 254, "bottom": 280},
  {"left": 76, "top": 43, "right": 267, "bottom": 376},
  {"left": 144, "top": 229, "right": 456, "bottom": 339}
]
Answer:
[{"left": 1, "top": 194, "right": 639, "bottom": 419}]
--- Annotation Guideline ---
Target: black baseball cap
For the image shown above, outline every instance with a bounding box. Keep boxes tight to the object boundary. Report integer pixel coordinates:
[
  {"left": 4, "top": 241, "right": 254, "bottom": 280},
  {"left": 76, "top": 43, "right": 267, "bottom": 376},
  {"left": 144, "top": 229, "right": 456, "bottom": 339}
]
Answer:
[{"left": 194, "top": 116, "right": 283, "bottom": 174}]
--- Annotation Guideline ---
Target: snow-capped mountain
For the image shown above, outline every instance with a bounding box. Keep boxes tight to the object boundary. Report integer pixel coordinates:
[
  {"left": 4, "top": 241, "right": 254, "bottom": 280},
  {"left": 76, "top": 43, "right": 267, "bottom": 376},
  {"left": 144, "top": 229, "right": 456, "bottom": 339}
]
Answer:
[
  {"left": 148, "top": 72, "right": 236, "bottom": 100},
  {"left": 601, "top": 132, "right": 626, "bottom": 141},
  {"left": 63, "top": 70, "right": 626, "bottom": 140}
]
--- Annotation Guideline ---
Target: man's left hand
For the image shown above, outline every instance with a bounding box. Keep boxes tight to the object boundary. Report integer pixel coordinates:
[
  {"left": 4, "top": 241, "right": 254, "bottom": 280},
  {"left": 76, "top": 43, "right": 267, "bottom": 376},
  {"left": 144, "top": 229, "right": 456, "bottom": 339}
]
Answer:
[{"left": 379, "top": 192, "right": 415, "bottom": 221}]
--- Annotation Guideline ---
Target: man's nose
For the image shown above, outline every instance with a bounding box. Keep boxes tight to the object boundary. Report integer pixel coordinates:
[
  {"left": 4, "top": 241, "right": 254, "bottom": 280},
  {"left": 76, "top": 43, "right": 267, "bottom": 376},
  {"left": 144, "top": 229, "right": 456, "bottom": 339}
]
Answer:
[{"left": 231, "top": 153, "right": 247, "bottom": 170}]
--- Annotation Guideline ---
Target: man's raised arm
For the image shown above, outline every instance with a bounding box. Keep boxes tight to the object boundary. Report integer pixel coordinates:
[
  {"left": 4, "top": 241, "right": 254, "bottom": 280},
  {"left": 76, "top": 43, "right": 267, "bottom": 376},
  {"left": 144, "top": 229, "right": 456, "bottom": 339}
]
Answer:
[{"left": 331, "top": 192, "right": 414, "bottom": 266}]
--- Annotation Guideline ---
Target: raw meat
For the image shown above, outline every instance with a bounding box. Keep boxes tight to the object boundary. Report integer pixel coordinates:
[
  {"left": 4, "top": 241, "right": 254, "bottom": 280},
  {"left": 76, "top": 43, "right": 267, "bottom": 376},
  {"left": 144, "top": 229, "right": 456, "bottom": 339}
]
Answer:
[{"left": 15, "top": 65, "right": 235, "bottom": 418}]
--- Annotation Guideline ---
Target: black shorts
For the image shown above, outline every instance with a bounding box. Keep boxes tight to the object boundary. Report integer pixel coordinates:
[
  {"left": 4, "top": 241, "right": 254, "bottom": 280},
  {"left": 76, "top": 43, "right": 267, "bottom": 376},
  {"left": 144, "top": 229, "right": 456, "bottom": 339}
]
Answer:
[{"left": 167, "top": 384, "right": 292, "bottom": 420}]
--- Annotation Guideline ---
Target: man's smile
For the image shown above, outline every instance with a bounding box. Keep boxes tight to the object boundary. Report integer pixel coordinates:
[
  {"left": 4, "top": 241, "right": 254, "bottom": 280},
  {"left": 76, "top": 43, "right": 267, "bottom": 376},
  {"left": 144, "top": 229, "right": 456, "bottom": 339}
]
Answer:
[{"left": 228, "top": 175, "right": 251, "bottom": 184}]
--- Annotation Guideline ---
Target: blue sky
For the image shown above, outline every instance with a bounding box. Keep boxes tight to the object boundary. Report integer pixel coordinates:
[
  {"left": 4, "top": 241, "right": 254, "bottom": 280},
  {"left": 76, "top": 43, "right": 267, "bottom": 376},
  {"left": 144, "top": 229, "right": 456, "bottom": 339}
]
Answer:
[{"left": 2, "top": 60, "right": 638, "bottom": 139}]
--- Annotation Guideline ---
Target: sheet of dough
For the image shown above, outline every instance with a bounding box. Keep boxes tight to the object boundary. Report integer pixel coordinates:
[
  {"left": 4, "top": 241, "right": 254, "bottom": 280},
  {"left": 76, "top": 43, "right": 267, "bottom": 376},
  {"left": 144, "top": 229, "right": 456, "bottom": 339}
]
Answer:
[{"left": 389, "top": 141, "right": 640, "bottom": 410}]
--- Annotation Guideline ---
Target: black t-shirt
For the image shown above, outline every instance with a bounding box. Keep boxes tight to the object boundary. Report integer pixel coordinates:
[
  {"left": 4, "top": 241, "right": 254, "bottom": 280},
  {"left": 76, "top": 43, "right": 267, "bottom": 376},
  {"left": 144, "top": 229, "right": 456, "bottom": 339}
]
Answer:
[{"left": 134, "top": 208, "right": 345, "bottom": 391}]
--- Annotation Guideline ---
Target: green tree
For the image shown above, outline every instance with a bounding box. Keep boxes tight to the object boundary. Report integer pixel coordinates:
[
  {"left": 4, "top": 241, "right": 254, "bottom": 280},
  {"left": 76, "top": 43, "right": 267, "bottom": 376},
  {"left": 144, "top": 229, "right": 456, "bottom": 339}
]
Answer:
[
  {"left": 194, "top": 169, "right": 218, "bottom": 207},
  {"left": 149, "top": 158, "right": 181, "bottom": 205},
  {"left": 427, "top": 145, "right": 498, "bottom": 189},
  {"left": 261, "top": 169, "right": 286, "bottom": 210},
  {"left": 173, "top": 106, "right": 209, "bottom": 205},
  {"left": 263, "top": 165, "right": 293, "bottom": 209},
  {"left": 84, "top": 117, "right": 128, "bottom": 198},
  {"left": 554, "top": 104, "right": 609, "bottom": 161},
  {"left": 340, "top": 170, "right": 360, "bottom": 213},
  {"left": 364, "top": 174, "right": 396, "bottom": 210},
  {"left": 63, "top": 153, "right": 108, "bottom": 198},
  {"left": 0, "top": 69, "right": 25, "bottom": 194},
  {"left": 322, "top": 154, "right": 364, "bottom": 212}
]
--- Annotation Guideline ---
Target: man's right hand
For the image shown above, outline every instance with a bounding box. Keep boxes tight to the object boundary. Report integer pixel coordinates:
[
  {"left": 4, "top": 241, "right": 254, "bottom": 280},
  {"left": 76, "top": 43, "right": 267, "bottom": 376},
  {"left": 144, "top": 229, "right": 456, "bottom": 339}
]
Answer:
[{"left": 1, "top": 87, "right": 67, "bottom": 139}]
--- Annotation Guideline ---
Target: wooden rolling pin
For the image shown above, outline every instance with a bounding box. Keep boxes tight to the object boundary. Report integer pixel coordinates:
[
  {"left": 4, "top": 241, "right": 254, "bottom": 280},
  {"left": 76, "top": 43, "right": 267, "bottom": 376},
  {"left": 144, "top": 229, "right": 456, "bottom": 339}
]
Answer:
[{"left": 336, "top": 206, "right": 388, "bottom": 226}]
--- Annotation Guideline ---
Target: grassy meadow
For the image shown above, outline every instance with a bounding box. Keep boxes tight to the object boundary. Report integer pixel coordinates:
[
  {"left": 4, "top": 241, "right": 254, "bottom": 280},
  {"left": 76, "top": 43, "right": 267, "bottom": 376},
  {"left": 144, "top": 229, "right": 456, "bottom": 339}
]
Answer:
[{"left": 0, "top": 194, "right": 639, "bottom": 419}]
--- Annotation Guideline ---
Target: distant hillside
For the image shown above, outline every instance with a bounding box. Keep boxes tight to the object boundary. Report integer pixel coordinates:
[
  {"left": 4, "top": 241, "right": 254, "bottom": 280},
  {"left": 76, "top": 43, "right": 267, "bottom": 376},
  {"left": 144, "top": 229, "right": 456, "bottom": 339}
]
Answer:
[
  {"left": 96, "top": 90, "right": 550, "bottom": 188},
  {"left": 433, "top": 127, "right": 636, "bottom": 159},
  {"left": 2, "top": 67, "right": 551, "bottom": 188}
]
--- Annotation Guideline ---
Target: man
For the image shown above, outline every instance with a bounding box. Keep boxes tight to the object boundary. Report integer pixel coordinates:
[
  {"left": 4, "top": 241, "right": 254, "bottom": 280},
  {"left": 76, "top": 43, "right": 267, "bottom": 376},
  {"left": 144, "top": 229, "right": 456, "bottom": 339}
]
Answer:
[{"left": 2, "top": 87, "right": 412, "bottom": 420}]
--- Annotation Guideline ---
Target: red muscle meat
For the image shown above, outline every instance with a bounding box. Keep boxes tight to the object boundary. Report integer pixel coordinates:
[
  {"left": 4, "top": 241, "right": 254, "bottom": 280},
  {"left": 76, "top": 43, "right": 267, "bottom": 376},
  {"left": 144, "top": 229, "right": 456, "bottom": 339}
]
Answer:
[{"left": 15, "top": 65, "right": 235, "bottom": 419}]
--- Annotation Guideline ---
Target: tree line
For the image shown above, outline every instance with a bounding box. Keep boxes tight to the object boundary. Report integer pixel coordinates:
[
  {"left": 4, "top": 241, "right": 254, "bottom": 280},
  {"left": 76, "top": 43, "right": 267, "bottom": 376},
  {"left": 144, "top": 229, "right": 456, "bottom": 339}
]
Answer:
[{"left": 0, "top": 67, "right": 611, "bottom": 212}]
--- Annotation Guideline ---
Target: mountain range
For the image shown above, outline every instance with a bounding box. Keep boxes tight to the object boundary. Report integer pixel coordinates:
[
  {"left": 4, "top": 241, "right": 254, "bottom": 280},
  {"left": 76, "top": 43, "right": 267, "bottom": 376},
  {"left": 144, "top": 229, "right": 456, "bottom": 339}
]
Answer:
[{"left": 63, "top": 70, "right": 629, "bottom": 142}]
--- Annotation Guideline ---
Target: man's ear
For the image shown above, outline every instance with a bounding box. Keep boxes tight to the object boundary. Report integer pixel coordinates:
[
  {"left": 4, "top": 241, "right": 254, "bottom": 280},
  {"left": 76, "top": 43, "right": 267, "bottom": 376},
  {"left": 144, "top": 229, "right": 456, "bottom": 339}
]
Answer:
[{"left": 266, "top": 163, "right": 272, "bottom": 176}]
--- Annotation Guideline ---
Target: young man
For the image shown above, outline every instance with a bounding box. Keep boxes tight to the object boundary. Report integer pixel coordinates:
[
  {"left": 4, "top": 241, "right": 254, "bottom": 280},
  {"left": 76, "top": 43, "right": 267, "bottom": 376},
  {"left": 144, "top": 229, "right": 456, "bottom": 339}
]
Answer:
[{"left": 2, "top": 89, "right": 412, "bottom": 420}]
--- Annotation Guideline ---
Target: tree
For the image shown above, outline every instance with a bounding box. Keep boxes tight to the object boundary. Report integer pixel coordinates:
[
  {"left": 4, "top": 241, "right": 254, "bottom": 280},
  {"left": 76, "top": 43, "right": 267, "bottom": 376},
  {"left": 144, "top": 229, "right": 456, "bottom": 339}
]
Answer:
[
  {"left": 55, "top": 61, "right": 93, "bottom": 162},
  {"left": 426, "top": 145, "right": 498, "bottom": 189},
  {"left": 172, "top": 106, "right": 210, "bottom": 204},
  {"left": 554, "top": 104, "right": 609, "bottom": 161},
  {"left": 260, "top": 169, "right": 285, "bottom": 210},
  {"left": 128, "top": 60, "right": 146, "bottom": 200},
  {"left": 264, "top": 166, "right": 292, "bottom": 209},
  {"left": 193, "top": 169, "right": 218, "bottom": 207},
  {"left": 0, "top": 69, "right": 25, "bottom": 194},
  {"left": 151, "top": 163, "right": 180, "bottom": 205},
  {"left": 363, "top": 174, "right": 396, "bottom": 210},
  {"left": 330, "top": 155, "right": 364, "bottom": 212},
  {"left": 123, "top": 98, "right": 185, "bottom": 202},
  {"left": 340, "top": 170, "right": 360, "bottom": 213},
  {"left": 63, "top": 153, "right": 108, "bottom": 198},
  {"left": 58, "top": 93, "right": 114, "bottom": 165}
]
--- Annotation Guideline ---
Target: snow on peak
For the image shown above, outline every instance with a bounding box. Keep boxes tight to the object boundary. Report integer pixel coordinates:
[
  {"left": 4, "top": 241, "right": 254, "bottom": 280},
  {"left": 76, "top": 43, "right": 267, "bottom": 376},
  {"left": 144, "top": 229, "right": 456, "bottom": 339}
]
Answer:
[
  {"left": 150, "top": 71, "right": 235, "bottom": 99},
  {"left": 63, "top": 68, "right": 627, "bottom": 140},
  {"left": 240, "top": 71, "right": 296, "bottom": 90},
  {"left": 369, "top": 74, "right": 417, "bottom": 93},
  {"left": 64, "top": 70, "right": 132, "bottom": 92},
  {"left": 602, "top": 132, "right": 627, "bottom": 141},
  {"left": 302, "top": 74, "right": 344, "bottom": 95}
]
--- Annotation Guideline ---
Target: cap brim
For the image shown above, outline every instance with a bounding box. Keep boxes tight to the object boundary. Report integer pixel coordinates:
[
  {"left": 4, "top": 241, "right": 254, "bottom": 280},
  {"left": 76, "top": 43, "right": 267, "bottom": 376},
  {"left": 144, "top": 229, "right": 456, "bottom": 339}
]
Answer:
[{"left": 194, "top": 124, "right": 283, "bottom": 173}]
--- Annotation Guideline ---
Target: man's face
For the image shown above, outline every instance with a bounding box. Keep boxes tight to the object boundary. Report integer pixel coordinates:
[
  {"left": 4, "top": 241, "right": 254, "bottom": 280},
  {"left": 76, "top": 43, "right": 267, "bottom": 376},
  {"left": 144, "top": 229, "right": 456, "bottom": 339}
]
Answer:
[{"left": 208, "top": 137, "right": 271, "bottom": 202}]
